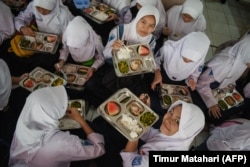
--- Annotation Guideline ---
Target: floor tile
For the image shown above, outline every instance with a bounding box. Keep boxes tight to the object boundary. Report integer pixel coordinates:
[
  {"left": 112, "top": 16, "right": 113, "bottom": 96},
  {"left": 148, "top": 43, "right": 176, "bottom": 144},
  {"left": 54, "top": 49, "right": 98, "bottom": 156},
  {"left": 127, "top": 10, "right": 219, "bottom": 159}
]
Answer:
[
  {"left": 207, "top": 9, "right": 227, "bottom": 24},
  {"left": 210, "top": 22, "right": 230, "bottom": 35},
  {"left": 211, "top": 32, "right": 232, "bottom": 46}
]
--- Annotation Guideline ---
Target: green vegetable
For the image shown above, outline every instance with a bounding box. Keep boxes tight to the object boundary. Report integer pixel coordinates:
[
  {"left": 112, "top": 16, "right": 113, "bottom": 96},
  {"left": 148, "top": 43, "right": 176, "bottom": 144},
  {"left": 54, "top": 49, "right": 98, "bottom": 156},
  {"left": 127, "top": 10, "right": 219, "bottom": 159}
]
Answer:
[
  {"left": 118, "top": 61, "right": 129, "bottom": 74},
  {"left": 163, "top": 95, "right": 171, "bottom": 105},
  {"left": 20, "top": 38, "right": 31, "bottom": 48},
  {"left": 71, "top": 101, "right": 81, "bottom": 108},
  {"left": 140, "top": 112, "right": 156, "bottom": 127},
  {"left": 218, "top": 100, "right": 228, "bottom": 110}
]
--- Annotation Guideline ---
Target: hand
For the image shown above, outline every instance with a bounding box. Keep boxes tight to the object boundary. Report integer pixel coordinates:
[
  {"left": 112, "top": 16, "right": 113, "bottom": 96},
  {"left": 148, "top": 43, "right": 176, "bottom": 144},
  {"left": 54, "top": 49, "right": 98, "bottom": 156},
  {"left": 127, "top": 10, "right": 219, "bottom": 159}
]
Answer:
[
  {"left": 208, "top": 105, "right": 222, "bottom": 119},
  {"left": 66, "top": 107, "right": 84, "bottom": 123},
  {"left": 85, "top": 67, "right": 95, "bottom": 80},
  {"left": 162, "top": 27, "right": 171, "bottom": 36},
  {"left": 111, "top": 40, "right": 124, "bottom": 50},
  {"left": 106, "top": 13, "right": 119, "bottom": 22},
  {"left": 139, "top": 93, "right": 150, "bottom": 107},
  {"left": 11, "top": 73, "right": 29, "bottom": 84},
  {"left": 54, "top": 60, "right": 64, "bottom": 71},
  {"left": 151, "top": 70, "right": 162, "bottom": 90},
  {"left": 188, "top": 78, "right": 196, "bottom": 91},
  {"left": 20, "top": 26, "right": 36, "bottom": 36}
]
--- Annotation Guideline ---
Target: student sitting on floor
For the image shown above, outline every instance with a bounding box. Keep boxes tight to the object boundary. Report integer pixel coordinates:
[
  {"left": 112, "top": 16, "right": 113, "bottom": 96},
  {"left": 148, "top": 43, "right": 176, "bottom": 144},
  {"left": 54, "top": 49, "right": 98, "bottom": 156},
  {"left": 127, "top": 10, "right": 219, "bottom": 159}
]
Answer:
[
  {"left": 9, "top": 86, "right": 105, "bottom": 167},
  {"left": 15, "top": 0, "right": 74, "bottom": 37}
]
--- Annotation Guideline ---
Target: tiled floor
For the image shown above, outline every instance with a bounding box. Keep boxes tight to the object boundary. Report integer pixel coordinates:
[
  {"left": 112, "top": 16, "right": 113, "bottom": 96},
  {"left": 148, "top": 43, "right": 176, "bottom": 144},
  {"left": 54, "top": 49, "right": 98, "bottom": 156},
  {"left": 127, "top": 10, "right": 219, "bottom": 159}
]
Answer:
[{"left": 203, "top": 0, "right": 250, "bottom": 62}]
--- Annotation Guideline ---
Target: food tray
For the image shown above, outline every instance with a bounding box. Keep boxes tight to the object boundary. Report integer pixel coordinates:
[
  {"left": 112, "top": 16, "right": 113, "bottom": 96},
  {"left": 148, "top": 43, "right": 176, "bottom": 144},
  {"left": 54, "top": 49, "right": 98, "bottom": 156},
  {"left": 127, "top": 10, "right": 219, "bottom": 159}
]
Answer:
[
  {"left": 59, "top": 99, "right": 85, "bottom": 130},
  {"left": 158, "top": 84, "right": 193, "bottom": 109},
  {"left": 3, "top": 0, "right": 26, "bottom": 10},
  {"left": 80, "top": 1, "right": 116, "bottom": 24},
  {"left": 212, "top": 86, "right": 244, "bottom": 110},
  {"left": 55, "top": 63, "right": 89, "bottom": 91},
  {"left": 18, "top": 32, "right": 59, "bottom": 54},
  {"left": 19, "top": 67, "right": 67, "bottom": 92},
  {"left": 112, "top": 44, "right": 156, "bottom": 77},
  {"left": 97, "top": 88, "right": 159, "bottom": 141}
]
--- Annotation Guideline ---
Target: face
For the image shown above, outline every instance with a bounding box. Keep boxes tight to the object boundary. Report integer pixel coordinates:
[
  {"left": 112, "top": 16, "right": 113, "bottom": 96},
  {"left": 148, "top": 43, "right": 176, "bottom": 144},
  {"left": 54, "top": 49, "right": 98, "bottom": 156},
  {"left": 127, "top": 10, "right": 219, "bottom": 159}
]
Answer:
[
  {"left": 160, "top": 104, "right": 182, "bottom": 136},
  {"left": 182, "top": 57, "right": 193, "bottom": 63},
  {"left": 36, "top": 6, "right": 52, "bottom": 15},
  {"left": 136, "top": 15, "right": 156, "bottom": 37},
  {"left": 182, "top": 13, "right": 194, "bottom": 23}
]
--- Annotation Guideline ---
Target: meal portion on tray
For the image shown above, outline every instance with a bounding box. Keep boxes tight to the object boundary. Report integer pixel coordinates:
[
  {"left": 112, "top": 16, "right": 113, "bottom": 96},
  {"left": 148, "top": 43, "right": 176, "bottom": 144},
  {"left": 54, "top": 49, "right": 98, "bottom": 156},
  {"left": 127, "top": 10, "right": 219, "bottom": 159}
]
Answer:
[
  {"left": 212, "top": 85, "right": 244, "bottom": 110},
  {"left": 112, "top": 44, "right": 156, "bottom": 77},
  {"left": 80, "top": 2, "right": 116, "bottom": 24},
  {"left": 59, "top": 99, "right": 85, "bottom": 130},
  {"left": 56, "top": 63, "right": 89, "bottom": 91},
  {"left": 98, "top": 88, "right": 159, "bottom": 141},
  {"left": 19, "top": 32, "right": 59, "bottom": 54},
  {"left": 158, "top": 84, "right": 193, "bottom": 109},
  {"left": 19, "top": 67, "right": 66, "bottom": 92}
]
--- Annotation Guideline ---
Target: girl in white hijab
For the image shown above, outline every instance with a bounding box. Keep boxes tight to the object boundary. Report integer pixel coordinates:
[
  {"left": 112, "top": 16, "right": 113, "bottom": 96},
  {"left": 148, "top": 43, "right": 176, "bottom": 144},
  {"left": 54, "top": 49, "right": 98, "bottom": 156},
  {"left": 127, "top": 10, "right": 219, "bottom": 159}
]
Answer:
[
  {"left": 103, "top": 5, "right": 160, "bottom": 60},
  {"left": 55, "top": 16, "right": 104, "bottom": 80},
  {"left": 164, "top": 0, "right": 206, "bottom": 41},
  {"left": 9, "top": 86, "right": 105, "bottom": 167},
  {"left": 0, "top": 1, "right": 15, "bottom": 45},
  {"left": 151, "top": 32, "right": 210, "bottom": 91},
  {"left": 121, "top": 100, "right": 205, "bottom": 167},
  {"left": 133, "top": 0, "right": 166, "bottom": 39},
  {"left": 196, "top": 36, "right": 250, "bottom": 121},
  {"left": 15, "top": 0, "right": 74, "bottom": 36}
]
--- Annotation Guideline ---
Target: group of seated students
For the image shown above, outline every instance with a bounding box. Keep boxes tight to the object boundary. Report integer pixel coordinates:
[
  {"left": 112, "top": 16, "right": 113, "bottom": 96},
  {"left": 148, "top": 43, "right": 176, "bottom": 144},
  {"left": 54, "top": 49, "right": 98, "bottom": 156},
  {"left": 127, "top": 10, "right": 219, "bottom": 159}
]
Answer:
[{"left": 0, "top": 0, "right": 250, "bottom": 166}]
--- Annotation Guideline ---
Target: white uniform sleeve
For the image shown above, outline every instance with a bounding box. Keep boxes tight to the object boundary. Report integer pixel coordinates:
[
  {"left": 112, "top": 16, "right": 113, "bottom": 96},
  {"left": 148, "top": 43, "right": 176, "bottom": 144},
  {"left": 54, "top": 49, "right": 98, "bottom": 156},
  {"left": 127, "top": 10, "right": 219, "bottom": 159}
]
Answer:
[
  {"left": 68, "top": 132, "right": 105, "bottom": 161},
  {"left": 59, "top": 42, "right": 70, "bottom": 62},
  {"left": 121, "top": 151, "right": 149, "bottom": 167},
  {"left": 115, "top": 6, "right": 132, "bottom": 24},
  {"left": 14, "top": 2, "right": 34, "bottom": 32},
  {"left": 186, "top": 64, "right": 204, "bottom": 86},
  {"left": 140, "top": 128, "right": 158, "bottom": 142},
  {"left": 103, "top": 27, "right": 118, "bottom": 60},
  {"left": 196, "top": 67, "right": 218, "bottom": 108}
]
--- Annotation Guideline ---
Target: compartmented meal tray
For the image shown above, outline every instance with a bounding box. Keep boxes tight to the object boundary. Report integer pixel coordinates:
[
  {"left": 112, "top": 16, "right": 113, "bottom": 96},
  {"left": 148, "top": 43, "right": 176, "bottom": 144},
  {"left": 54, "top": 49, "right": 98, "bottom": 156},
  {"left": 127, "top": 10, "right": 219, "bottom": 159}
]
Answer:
[
  {"left": 19, "top": 67, "right": 67, "bottom": 92},
  {"left": 80, "top": 2, "right": 116, "bottom": 24},
  {"left": 158, "top": 84, "right": 193, "bottom": 109},
  {"left": 59, "top": 99, "right": 86, "bottom": 130},
  {"left": 112, "top": 44, "right": 156, "bottom": 77},
  {"left": 98, "top": 88, "right": 159, "bottom": 141},
  {"left": 18, "top": 32, "right": 59, "bottom": 54}
]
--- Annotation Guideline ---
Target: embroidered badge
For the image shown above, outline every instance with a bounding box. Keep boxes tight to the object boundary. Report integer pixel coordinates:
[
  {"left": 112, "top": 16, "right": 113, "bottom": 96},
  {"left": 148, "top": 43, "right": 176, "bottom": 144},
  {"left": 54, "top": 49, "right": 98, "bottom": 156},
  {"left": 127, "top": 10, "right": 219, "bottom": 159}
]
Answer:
[
  {"left": 81, "top": 140, "right": 93, "bottom": 146},
  {"left": 108, "top": 33, "right": 115, "bottom": 41},
  {"left": 209, "top": 70, "right": 213, "bottom": 76},
  {"left": 198, "top": 65, "right": 204, "bottom": 72},
  {"left": 132, "top": 156, "right": 142, "bottom": 166}
]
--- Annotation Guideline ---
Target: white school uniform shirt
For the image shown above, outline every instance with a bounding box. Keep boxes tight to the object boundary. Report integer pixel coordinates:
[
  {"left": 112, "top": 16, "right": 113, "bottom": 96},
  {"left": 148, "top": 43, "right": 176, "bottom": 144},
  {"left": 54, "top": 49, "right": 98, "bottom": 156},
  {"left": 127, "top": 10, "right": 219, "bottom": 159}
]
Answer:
[
  {"left": 166, "top": 0, "right": 206, "bottom": 41},
  {"left": 136, "top": 0, "right": 166, "bottom": 39},
  {"left": 99, "top": 0, "right": 132, "bottom": 24},
  {"left": 60, "top": 16, "right": 104, "bottom": 70},
  {"left": 155, "top": 31, "right": 210, "bottom": 83},
  {"left": 0, "top": 1, "right": 15, "bottom": 45},
  {"left": 0, "top": 59, "right": 12, "bottom": 110},
  {"left": 15, "top": 0, "right": 74, "bottom": 35},
  {"left": 9, "top": 86, "right": 105, "bottom": 167},
  {"left": 121, "top": 100, "right": 205, "bottom": 167},
  {"left": 244, "top": 82, "right": 250, "bottom": 98},
  {"left": 207, "top": 36, "right": 250, "bottom": 89},
  {"left": 103, "top": 5, "right": 160, "bottom": 60},
  {"left": 207, "top": 118, "right": 250, "bottom": 151}
]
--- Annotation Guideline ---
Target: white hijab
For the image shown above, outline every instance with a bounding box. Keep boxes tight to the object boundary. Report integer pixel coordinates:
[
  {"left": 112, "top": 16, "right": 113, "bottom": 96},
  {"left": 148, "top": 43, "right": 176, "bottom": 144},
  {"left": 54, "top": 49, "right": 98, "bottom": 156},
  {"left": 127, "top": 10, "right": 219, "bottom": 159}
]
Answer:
[
  {"left": 182, "top": 0, "right": 203, "bottom": 20},
  {"left": 32, "top": 0, "right": 73, "bottom": 34},
  {"left": 167, "top": 0, "right": 205, "bottom": 41},
  {"left": 9, "top": 86, "right": 68, "bottom": 165},
  {"left": 62, "top": 16, "right": 104, "bottom": 62},
  {"left": 136, "top": 0, "right": 166, "bottom": 38},
  {"left": 0, "top": 59, "right": 12, "bottom": 110},
  {"left": 207, "top": 118, "right": 250, "bottom": 151},
  {"left": 161, "top": 32, "right": 210, "bottom": 81},
  {"left": 141, "top": 100, "right": 205, "bottom": 150},
  {"left": 103, "top": 0, "right": 130, "bottom": 11},
  {"left": 207, "top": 36, "right": 250, "bottom": 89},
  {"left": 122, "top": 5, "right": 160, "bottom": 45}
]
